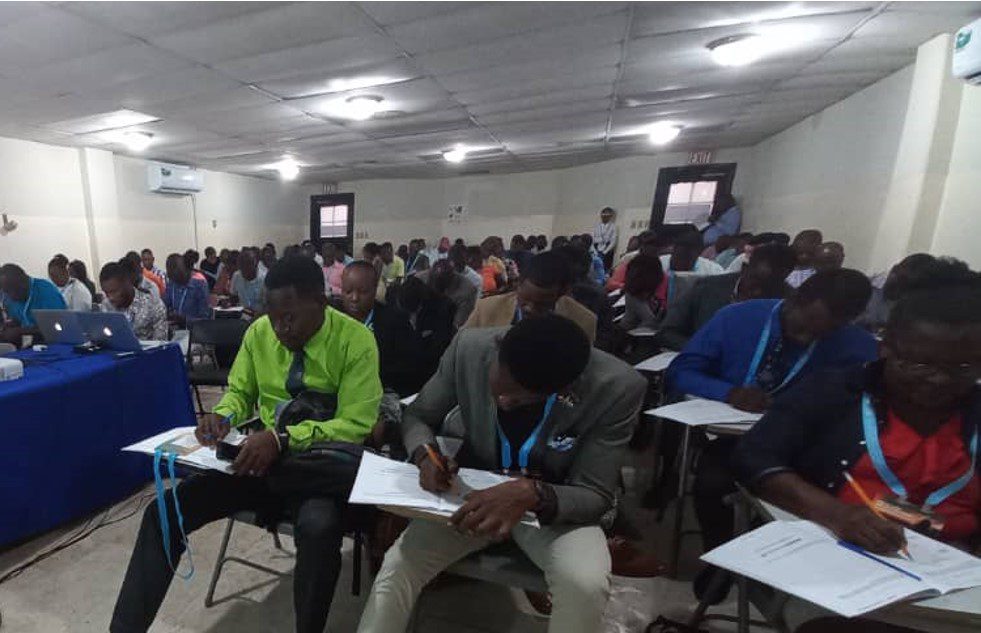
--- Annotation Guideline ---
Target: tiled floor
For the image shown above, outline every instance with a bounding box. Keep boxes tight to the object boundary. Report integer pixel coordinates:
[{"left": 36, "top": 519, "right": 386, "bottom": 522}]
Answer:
[{"left": 0, "top": 386, "right": 750, "bottom": 632}]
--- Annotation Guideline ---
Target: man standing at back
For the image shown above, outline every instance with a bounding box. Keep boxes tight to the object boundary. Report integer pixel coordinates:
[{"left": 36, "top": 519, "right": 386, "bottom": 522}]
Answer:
[
  {"left": 592, "top": 207, "right": 618, "bottom": 270},
  {"left": 464, "top": 251, "right": 597, "bottom": 344},
  {"left": 111, "top": 257, "right": 382, "bottom": 633}
]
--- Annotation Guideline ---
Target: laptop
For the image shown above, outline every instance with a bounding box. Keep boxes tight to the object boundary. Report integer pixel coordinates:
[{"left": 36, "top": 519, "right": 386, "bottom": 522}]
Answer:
[
  {"left": 77, "top": 312, "right": 165, "bottom": 353},
  {"left": 34, "top": 310, "right": 89, "bottom": 345}
]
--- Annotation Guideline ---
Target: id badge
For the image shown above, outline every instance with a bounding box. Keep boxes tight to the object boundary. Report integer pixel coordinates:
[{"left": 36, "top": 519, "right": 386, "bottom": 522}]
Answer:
[{"left": 873, "top": 494, "right": 945, "bottom": 534}]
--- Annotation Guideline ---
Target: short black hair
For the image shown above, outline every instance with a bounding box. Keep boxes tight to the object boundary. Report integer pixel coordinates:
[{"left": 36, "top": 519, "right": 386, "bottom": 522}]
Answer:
[
  {"left": 48, "top": 256, "right": 68, "bottom": 269},
  {"left": 499, "top": 314, "right": 591, "bottom": 393},
  {"left": 205, "top": 247, "right": 216, "bottom": 257},
  {"left": 624, "top": 254, "right": 664, "bottom": 297},
  {"left": 0, "top": 263, "right": 26, "bottom": 279},
  {"left": 555, "top": 245, "right": 590, "bottom": 281},
  {"left": 884, "top": 255, "right": 971, "bottom": 301},
  {"left": 888, "top": 277, "right": 981, "bottom": 336},
  {"left": 265, "top": 255, "right": 325, "bottom": 297},
  {"left": 673, "top": 231, "right": 704, "bottom": 255},
  {"left": 748, "top": 243, "right": 797, "bottom": 279},
  {"left": 795, "top": 268, "right": 872, "bottom": 321},
  {"left": 345, "top": 259, "right": 378, "bottom": 285},
  {"left": 550, "top": 235, "right": 569, "bottom": 249},
  {"left": 523, "top": 251, "right": 572, "bottom": 289},
  {"left": 363, "top": 242, "right": 381, "bottom": 258},
  {"left": 118, "top": 255, "right": 140, "bottom": 275},
  {"left": 125, "top": 251, "right": 142, "bottom": 266},
  {"left": 141, "top": 248, "right": 153, "bottom": 256},
  {"left": 184, "top": 249, "right": 199, "bottom": 268},
  {"left": 99, "top": 261, "right": 128, "bottom": 283}
]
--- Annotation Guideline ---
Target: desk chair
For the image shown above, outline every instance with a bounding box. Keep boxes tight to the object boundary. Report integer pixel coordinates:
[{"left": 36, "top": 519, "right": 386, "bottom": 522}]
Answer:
[
  {"left": 186, "top": 318, "right": 249, "bottom": 415},
  {"left": 204, "top": 509, "right": 367, "bottom": 607}
]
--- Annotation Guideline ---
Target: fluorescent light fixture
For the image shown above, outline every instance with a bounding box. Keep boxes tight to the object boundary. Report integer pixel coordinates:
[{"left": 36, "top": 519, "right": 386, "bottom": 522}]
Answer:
[
  {"left": 46, "top": 109, "right": 161, "bottom": 135},
  {"left": 326, "top": 76, "right": 394, "bottom": 93},
  {"left": 323, "top": 95, "right": 386, "bottom": 121},
  {"left": 120, "top": 131, "right": 154, "bottom": 152},
  {"left": 707, "top": 34, "right": 767, "bottom": 67},
  {"left": 648, "top": 122, "right": 682, "bottom": 145},
  {"left": 443, "top": 146, "right": 468, "bottom": 163},
  {"left": 274, "top": 156, "right": 300, "bottom": 181}
]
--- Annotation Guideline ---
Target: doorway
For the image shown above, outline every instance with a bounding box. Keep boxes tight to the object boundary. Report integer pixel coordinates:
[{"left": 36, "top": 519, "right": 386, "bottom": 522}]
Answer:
[
  {"left": 650, "top": 163, "right": 737, "bottom": 229},
  {"left": 310, "top": 193, "right": 354, "bottom": 257}
]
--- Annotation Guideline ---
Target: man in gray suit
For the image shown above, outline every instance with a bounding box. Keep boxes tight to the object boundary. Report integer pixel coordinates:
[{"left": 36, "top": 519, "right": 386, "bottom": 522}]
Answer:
[{"left": 357, "top": 315, "right": 646, "bottom": 633}]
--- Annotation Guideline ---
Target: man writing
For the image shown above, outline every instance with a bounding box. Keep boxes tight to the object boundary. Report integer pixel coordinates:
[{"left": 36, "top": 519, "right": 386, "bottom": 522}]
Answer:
[
  {"left": 464, "top": 251, "right": 597, "bottom": 344},
  {"left": 111, "top": 257, "right": 382, "bottom": 633},
  {"left": 356, "top": 315, "right": 646, "bottom": 633},
  {"left": 163, "top": 253, "right": 210, "bottom": 326},
  {"left": 0, "top": 263, "right": 67, "bottom": 345}
]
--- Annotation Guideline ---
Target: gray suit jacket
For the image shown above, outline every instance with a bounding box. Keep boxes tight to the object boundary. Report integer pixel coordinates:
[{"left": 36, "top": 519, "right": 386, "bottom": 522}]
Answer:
[
  {"left": 655, "top": 273, "right": 739, "bottom": 350},
  {"left": 402, "top": 327, "right": 646, "bottom": 525}
]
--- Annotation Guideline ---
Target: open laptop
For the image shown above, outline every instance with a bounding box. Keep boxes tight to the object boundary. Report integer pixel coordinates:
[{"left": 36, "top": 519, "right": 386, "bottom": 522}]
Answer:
[
  {"left": 34, "top": 310, "right": 89, "bottom": 345},
  {"left": 77, "top": 312, "right": 165, "bottom": 353}
]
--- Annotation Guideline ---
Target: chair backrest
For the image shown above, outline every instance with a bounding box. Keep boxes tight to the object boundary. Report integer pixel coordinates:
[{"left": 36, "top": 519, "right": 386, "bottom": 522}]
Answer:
[
  {"left": 188, "top": 318, "right": 250, "bottom": 367},
  {"left": 0, "top": 342, "right": 15, "bottom": 355}
]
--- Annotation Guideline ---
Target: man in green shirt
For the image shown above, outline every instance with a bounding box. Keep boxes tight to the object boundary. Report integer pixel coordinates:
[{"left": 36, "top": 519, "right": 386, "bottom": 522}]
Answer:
[{"left": 111, "top": 257, "right": 382, "bottom": 633}]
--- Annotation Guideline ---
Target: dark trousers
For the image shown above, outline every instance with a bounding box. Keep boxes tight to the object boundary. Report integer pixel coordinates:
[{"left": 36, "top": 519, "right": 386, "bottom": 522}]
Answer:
[
  {"left": 602, "top": 250, "right": 614, "bottom": 271},
  {"left": 693, "top": 436, "right": 739, "bottom": 552},
  {"left": 110, "top": 474, "right": 345, "bottom": 633}
]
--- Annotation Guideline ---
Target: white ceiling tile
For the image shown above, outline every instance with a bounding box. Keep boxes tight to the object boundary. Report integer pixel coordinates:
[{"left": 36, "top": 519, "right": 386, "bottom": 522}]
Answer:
[
  {"left": 454, "top": 72, "right": 615, "bottom": 108},
  {"left": 631, "top": 2, "right": 874, "bottom": 38},
  {"left": 477, "top": 100, "right": 612, "bottom": 127},
  {"left": 62, "top": 2, "right": 284, "bottom": 37},
  {"left": 774, "top": 70, "right": 883, "bottom": 91},
  {"left": 148, "top": 3, "right": 378, "bottom": 64},
  {"left": 255, "top": 60, "right": 419, "bottom": 100},
  {"left": 466, "top": 85, "right": 614, "bottom": 117},
  {"left": 107, "top": 67, "right": 244, "bottom": 112},
  {"left": 289, "top": 78, "right": 454, "bottom": 120},
  {"left": 438, "top": 47, "right": 622, "bottom": 93},
  {"left": 358, "top": 2, "right": 478, "bottom": 26},
  {"left": 142, "top": 87, "right": 281, "bottom": 118},
  {"left": 212, "top": 34, "right": 404, "bottom": 83},
  {"left": 415, "top": 15, "right": 628, "bottom": 75},
  {"left": 853, "top": 9, "right": 979, "bottom": 43},
  {"left": 352, "top": 108, "right": 475, "bottom": 138},
  {"left": 387, "top": 2, "right": 627, "bottom": 54},
  {"left": 887, "top": 2, "right": 981, "bottom": 16}
]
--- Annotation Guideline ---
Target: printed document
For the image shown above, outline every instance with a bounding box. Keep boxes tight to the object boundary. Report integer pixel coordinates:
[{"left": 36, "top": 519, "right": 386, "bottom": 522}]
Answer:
[
  {"left": 634, "top": 351, "right": 679, "bottom": 373},
  {"left": 648, "top": 397, "right": 763, "bottom": 426},
  {"left": 123, "top": 426, "right": 245, "bottom": 475}
]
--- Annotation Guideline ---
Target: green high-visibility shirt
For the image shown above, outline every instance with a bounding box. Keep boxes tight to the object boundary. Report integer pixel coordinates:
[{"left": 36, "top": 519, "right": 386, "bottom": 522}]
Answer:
[{"left": 213, "top": 306, "right": 382, "bottom": 451}]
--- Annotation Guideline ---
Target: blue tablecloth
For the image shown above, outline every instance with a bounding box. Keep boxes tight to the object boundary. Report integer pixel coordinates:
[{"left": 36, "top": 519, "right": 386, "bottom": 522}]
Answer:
[{"left": 0, "top": 344, "right": 195, "bottom": 546}]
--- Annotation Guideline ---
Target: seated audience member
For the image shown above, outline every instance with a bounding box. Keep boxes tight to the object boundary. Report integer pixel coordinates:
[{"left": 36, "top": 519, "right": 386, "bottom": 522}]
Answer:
[
  {"left": 69, "top": 259, "right": 98, "bottom": 300},
  {"left": 199, "top": 246, "right": 220, "bottom": 291},
  {"left": 667, "top": 270, "right": 877, "bottom": 571},
  {"left": 213, "top": 250, "right": 239, "bottom": 296},
  {"left": 140, "top": 248, "right": 167, "bottom": 285},
  {"left": 813, "top": 241, "right": 844, "bottom": 272},
  {"left": 464, "top": 251, "right": 597, "bottom": 344},
  {"left": 491, "top": 236, "right": 519, "bottom": 285},
  {"left": 621, "top": 254, "right": 667, "bottom": 332},
  {"left": 0, "top": 263, "right": 67, "bottom": 345},
  {"left": 322, "top": 243, "right": 346, "bottom": 296},
  {"left": 259, "top": 245, "right": 277, "bottom": 275},
  {"left": 230, "top": 249, "right": 267, "bottom": 314},
  {"left": 724, "top": 232, "right": 790, "bottom": 273},
  {"left": 571, "top": 234, "right": 607, "bottom": 286},
  {"left": 455, "top": 244, "right": 483, "bottom": 297},
  {"left": 48, "top": 257, "right": 92, "bottom": 311},
  {"left": 164, "top": 253, "right": 210, "bottom": 326},
  {"left": 660, "top": 231, "right": 724, "bottom": 276},
  {"left": 397, "top": 243, "right": 409, "bottom": 263},
  {"left": 713, "top": 233, "right": 749, "bottom": 269},
  {"left": 605, "top": 230, "right": 656, "bottom": 291},
  {"left": 387, "top": 275, "right": 456, "bottom": 380},
  {"left": 480, "top": 237, "right": 506, "bottom": 293},
  {"left": 701, "top": 192, "right": 741, "bottom": 246},
  {"left": 655, "top": 243, "right": 796, "bottom": 351},
  {"left": 507, "top": 234, "right": 533, "bottom": 276},
  {"left": 356, "top": 315, "right": 646, "bottom": 633},
  {"left": 122, "top": 255, "right": 161, "bottom": 300},
  {"left": 551, "top": 235, "right": 570, "bottom": 250},
  {"left": 421, "top": 259, "right": 478, "bottom": 329},
  {"left": 340, "top": 261, "right": 426, "bottom": 397},
  {"left": 733, "top": 277, "right": 981, "bottom": 632},
  {"left": 99, "top": 262, "right": 167, "bottom": 341},
  {"left": 378, "top": 242, "right": 405, "bottom": 285},
  {"left": 405, "top": 239, "right": 430, "bottom": 275},
  {"left": 111, "top": 256, "right": 382, "bottom": 633},
  {"left": 556, "top": 245, "right": 615, "bottom": 351},
  {"left": 785, "top": 229, "right": 823, "bottom": 288},
  {"left": 183, "top": 249, "right": 208, "bottom": 285},
  {"left": 432, "top": 237, "right": 450, "bottom": 261}
]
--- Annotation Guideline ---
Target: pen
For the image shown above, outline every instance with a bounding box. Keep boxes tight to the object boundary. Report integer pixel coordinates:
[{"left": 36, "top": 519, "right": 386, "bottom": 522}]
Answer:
[
  {"left": 843, "top": 471, "right": 912, "bottom": 560},
  {"left": 837, "top": 540, "right": 922, "bottom": 582},
  {"left": 423, "top": 444, "right": 448, "bottom": 474}
]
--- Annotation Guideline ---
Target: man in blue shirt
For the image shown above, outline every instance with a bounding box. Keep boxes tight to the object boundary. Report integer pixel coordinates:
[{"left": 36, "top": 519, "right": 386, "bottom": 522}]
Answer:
[
  {"left": 1, "top": 263, "right": 67, "bottom": 346},
  {"left": 163, "top": 253, "right": 210, "bottom": 326},
  {"left": 666, "top": 269, "right": 877, "bottom": 601},
  {"left": 701, "top": 193, "right": 742, "bottom": 246}
]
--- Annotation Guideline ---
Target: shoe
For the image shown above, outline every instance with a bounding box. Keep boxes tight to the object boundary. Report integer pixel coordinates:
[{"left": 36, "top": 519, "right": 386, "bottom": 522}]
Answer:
[{"left": 609, "top": 536, "right": 669, "bottom": 578}]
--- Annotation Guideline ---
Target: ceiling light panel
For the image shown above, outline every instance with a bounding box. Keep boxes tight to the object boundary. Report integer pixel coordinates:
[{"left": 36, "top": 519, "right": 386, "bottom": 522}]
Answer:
[
  {"left": 256, "top": 61, "right": 418, "bottom": 99},
  {"left": 43, "top": 108, "right": 161, "bottom": 135}
]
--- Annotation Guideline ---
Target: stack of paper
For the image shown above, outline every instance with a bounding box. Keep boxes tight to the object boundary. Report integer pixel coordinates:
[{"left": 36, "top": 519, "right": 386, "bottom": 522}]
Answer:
[
  {"left": 123, "top": 426, "right": 245, "bottom": 474},
  {"left": 634, "top": 351, "right": 679, "bottom": 373},
  {"left": 647, "top": 397, "right": 763, "bottom": 426},
  {"left": 702, "top": 520, "right": 981, "bottom": 617},
  {"left": 349, "top": 451, "right": 539, "bottom": 527},
  {"left": 627, "top": 326, "right": 658, "bottom": 337}
]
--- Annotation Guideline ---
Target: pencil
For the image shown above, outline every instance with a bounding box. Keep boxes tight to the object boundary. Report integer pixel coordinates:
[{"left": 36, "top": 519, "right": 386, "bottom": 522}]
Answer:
[
  {"left": 843, "top": 472, "right": 911, "bottom": 560},
  {"left": 423, "top": 444, "right": 447, "bottom": 474}
]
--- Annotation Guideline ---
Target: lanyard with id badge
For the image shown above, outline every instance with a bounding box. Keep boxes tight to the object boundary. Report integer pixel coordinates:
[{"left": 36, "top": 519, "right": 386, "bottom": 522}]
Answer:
[
  {"left": 744, "top": 300, "right": 816, "bottom": 392},
  {"left": 861, "top": 393, "right": 980, "bottom": 534},
  {"left": 495, "top": 393, "right": 557, "bottom": 477}
]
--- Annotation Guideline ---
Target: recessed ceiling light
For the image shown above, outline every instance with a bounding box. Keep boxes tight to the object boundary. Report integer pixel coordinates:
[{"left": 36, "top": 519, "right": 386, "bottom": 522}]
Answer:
[
  {"left": 648, "top": 122, "right": 682, "bottom": 145},
  {"left": 46, "top": 109, "right": 161, "bottom": 135},
  {"left": 707, "top": 34, "right": 767, "bottom": 67},
  {"left": 274, "top": 156, "right": 300, "bottom": 181},
  {"left": 323, "top": 95, "right": 385, "bottom": 121},
  {"left": 443, "top": 146, "right": 468, "bottom": 163},
  {"left": 106, "top": 130, "right": 154, "bottom": 152}
]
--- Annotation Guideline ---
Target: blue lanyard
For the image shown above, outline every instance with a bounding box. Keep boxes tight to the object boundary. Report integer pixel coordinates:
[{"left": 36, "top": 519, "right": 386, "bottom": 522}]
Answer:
[
  {"left": 743, "top": 300, "right": 816, "bottom": 392},
  {"left": 496, "top": 394, "right": 557, "bottom": 473},
  {"left": 861, "top": 393, "right": 979, "bottom": 509},
  {"left": 364, "top": 309, "right": 375, "bottom": 331},
  {"left": 513, "top": 304, "right": 523, "bottom": 323},
  {"left": 152, "top": 449, "right": 194, "bottom": 580},
  {"left": 170, "top": 285, "right": 188, "bottom": 314}
]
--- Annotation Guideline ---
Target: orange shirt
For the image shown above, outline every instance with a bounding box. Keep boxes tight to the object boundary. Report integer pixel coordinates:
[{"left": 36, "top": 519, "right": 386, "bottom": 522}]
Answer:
[
  {"left": 142, "top": 268, "right": 165, "bottom": 295},
  {"left": 838, "top": 410, "right": 980, "bottom": 541}
]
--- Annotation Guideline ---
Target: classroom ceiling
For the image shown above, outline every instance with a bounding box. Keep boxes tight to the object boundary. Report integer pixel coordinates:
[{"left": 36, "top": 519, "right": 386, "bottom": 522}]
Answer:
[{"left": 0, "top": 1, "right": 978, "bottom": 182}]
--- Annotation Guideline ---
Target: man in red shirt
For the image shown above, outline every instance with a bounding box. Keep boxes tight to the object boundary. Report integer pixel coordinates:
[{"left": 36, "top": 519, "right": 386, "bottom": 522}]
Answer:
[{"left": 734, "top": 264, "right": 981, "bottom": 630}]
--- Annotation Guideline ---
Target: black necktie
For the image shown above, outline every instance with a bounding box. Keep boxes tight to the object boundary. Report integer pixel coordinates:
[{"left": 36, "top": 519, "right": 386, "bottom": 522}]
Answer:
[{"left": 286, "top": 350, "right": 305, "bottom": 397}]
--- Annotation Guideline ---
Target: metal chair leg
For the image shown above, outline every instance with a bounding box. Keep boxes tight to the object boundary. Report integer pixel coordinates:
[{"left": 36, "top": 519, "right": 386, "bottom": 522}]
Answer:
[
  {"left": 352, "top": 530, "right": 363, "bottom": 597},
  {"left": 669, "top": 426, "right": 693, "bottom": 577},
  {"left": 193, "top": 385, "right": 205, "bottom": 416},
  {"left": 204, "top": 517, "right": 236, "bottom": 607}
]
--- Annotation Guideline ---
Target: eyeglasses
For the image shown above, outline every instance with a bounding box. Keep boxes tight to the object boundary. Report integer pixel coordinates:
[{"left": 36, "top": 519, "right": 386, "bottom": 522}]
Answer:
[{"left": 893, "top": 356, "right": 981, "bottom": 381}]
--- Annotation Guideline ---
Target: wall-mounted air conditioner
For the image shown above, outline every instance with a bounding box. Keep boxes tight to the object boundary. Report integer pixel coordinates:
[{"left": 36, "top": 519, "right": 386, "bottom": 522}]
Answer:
[{"left": 147, "top": 162, "right": 204, "bottom": 194}]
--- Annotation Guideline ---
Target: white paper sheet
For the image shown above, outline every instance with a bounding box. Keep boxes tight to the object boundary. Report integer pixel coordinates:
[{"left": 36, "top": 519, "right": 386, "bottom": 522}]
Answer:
[
  {"left": 349, "top": 452, "right": 539, "bottom": 527},
  {"left": 400, "top": 393, "right": 418, "bottom": 406},
  {"left": 627, "top": 327, "right": 658, "bottom": 337},
  {"left": 122, "top": 426, "right": 238, "bottom": 474},
  {"left": 613, "top": 295, "right": 626, "bottom": 308},
  {"left": 634, "top": 351, "right": 679, "bottom": 373},
  {"left": 647, "top": 397, "right": 763, "bottom": 426}
]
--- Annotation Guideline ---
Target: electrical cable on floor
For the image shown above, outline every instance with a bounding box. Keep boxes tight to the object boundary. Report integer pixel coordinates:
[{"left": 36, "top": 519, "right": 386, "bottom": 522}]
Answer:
[{"left": 0, "top": 490, "right": 155, "bottom": 587}]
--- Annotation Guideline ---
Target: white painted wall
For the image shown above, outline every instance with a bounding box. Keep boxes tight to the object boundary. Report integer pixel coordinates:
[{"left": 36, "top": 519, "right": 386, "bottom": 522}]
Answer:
[{"left": 744, "top": 66, "right": 914, "bottom": 272}]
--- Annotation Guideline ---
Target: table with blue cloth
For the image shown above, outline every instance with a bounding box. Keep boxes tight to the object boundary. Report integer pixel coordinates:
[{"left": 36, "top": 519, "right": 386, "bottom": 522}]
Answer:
[{"left": 0, "top": 344, "right": 195, "bottom": 547}]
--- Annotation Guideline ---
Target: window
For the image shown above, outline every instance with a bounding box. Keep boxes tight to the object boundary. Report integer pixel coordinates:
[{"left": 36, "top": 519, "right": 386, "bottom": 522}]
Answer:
[
  {"left": 319, "top": 204, "right": 348, "bottom": 238},
  {"left": 663, "top": 180, "right": 718, "bottom": 226}
]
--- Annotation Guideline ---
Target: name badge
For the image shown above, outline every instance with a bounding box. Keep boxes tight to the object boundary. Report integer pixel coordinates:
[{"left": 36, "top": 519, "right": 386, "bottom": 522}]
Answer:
[{"left": 547, "top": 435, "right": 577, "bottom": 452}]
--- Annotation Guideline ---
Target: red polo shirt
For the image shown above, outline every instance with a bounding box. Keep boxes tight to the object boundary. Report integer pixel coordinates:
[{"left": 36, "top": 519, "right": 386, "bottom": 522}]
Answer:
[{"left": 838, "top": 410, "right": 980, "bottom": 541}]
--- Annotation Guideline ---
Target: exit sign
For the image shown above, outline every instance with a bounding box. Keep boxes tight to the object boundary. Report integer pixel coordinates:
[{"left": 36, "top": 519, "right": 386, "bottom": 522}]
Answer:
[{"left": 689, "top": 151, "right": 713, "bottom": 165}]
